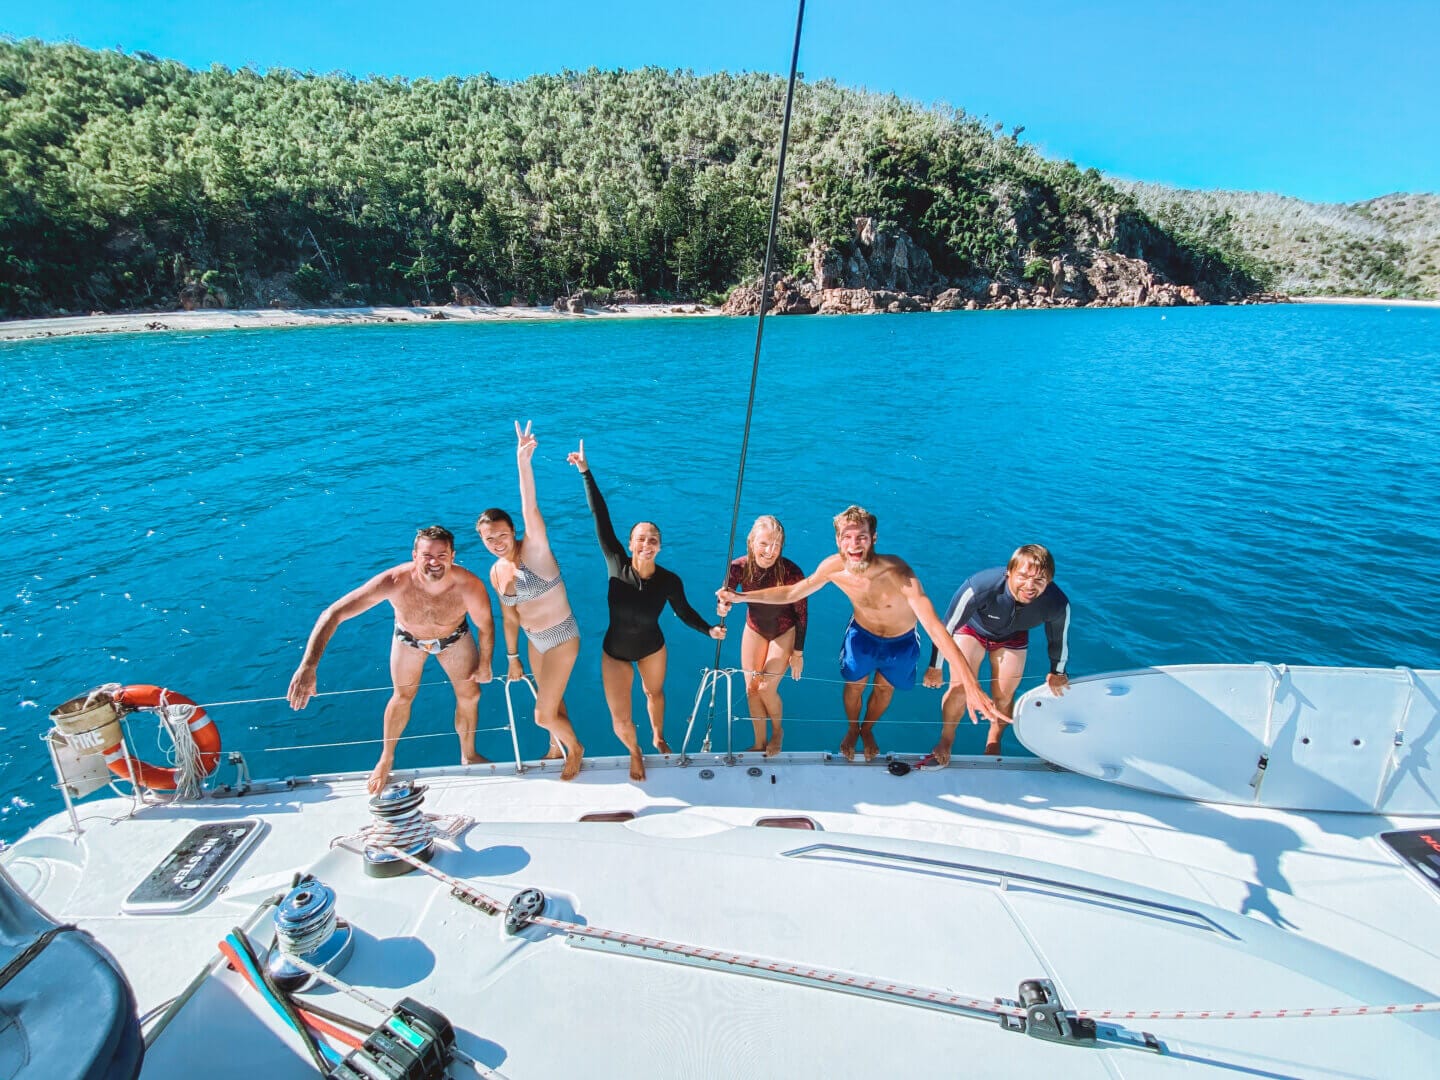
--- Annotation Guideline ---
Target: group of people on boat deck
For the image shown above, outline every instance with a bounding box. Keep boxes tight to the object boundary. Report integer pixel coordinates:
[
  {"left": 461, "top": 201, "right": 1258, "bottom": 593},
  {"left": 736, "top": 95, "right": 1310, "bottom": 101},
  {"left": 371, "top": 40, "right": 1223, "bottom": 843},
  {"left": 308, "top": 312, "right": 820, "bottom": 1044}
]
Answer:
[{"left": 286, "top": 422, "right": 1071, "bottom": 793}]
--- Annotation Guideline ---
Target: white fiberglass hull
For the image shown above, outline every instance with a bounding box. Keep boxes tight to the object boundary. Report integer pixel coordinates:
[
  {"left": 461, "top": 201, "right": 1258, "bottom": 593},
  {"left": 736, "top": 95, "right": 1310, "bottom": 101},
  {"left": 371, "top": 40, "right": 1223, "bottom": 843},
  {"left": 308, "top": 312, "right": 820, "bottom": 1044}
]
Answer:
[{"left": 6, "top": 741, "right": 1440, "bottom": 1078}]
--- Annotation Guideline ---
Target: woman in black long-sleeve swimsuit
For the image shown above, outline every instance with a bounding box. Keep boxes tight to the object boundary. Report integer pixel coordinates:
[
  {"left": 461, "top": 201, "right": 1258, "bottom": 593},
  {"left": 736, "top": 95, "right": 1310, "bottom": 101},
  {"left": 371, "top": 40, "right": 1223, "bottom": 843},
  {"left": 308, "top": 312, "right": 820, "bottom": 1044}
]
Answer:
[{"left": 568, "top": 440, "right": 725, "bottom": 781}]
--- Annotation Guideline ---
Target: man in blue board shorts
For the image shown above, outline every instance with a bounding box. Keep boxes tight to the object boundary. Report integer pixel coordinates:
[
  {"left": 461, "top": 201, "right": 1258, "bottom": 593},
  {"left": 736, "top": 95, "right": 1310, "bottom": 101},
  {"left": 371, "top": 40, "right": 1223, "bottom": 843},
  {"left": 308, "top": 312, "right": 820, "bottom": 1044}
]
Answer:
[
  {"left": 719, "top": 506, "right": 1007, "bottom": 762},
  {"left": 922, "top": 544, "right": 1070, "bottom": 760},
  {"left": 840, "top": 619, "right": 922, "bottom": 692}
]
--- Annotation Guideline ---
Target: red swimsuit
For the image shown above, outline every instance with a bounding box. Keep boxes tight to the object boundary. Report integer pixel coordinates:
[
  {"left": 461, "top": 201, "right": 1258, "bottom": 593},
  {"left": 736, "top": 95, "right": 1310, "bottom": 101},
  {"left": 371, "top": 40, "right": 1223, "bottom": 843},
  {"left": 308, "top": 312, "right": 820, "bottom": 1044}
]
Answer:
[{"left": 725, "top": 556, "right": 808, "bottom": 650}]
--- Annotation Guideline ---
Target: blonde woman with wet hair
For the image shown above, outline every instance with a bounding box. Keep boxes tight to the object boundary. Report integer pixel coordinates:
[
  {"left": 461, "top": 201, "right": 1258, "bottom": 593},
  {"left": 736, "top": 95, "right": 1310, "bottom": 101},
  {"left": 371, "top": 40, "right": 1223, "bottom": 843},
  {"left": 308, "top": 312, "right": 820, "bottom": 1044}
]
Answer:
[{"left": 716, "top": 515, "right": 807, "bottom": 756}]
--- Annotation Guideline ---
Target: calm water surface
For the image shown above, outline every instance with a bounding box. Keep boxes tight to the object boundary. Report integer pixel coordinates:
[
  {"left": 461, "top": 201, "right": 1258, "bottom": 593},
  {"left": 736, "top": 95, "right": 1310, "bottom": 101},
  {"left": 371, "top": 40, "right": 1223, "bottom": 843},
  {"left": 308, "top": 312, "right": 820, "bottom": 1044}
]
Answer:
[{"left": 3, "top": 304, "right": 1438, "bottom": 838}]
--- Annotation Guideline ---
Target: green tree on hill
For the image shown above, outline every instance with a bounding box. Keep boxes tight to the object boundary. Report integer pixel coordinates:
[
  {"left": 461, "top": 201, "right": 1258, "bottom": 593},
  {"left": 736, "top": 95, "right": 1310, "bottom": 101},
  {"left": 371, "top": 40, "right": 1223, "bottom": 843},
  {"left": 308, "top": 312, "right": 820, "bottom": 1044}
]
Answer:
[{"left": 0, "top": 39, "right": 1273, "bottom": 317}]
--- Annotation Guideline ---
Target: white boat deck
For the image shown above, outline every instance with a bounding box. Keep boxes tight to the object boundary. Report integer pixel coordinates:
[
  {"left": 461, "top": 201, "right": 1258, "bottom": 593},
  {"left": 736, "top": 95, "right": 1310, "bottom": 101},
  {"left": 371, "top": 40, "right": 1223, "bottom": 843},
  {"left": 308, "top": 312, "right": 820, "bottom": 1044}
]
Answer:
[{"left": 7, "top": 748, "right": 1440, "bottom": 1077}]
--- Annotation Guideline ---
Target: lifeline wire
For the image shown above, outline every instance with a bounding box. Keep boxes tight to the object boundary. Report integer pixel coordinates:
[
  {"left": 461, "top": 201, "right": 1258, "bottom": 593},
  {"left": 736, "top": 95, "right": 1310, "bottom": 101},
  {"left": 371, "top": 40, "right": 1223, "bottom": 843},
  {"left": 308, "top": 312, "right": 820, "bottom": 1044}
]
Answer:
[
  {"left": 263, "top": 671, "right": 1019, "bottom": 753},
  {"left": 706, "top": 0, "right": 807, "bottom": 738},
  {"left": 263, "top": 724, "right": 511, "bottom": 754},
  {"left": 199, "top": 680, "right": 451, "bottom": 709}
]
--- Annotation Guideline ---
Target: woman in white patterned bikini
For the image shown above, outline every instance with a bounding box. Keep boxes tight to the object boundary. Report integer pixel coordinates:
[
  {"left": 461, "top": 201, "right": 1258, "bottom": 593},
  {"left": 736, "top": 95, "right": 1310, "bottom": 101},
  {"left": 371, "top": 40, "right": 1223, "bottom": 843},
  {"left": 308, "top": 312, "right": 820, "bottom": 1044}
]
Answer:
[{"left": 475, "top": 421, "right": 585, "bottom": 780}]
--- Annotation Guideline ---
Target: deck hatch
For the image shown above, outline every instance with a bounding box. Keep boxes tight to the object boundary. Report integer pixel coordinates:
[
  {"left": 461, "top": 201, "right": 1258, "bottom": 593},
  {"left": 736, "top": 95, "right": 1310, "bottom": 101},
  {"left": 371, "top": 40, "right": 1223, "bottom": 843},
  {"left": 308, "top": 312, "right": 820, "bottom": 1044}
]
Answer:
[
  {"left": 122, "top": 818, "right": 264, "bottom": 914},
  {"left": 1379, "top": 828, "right": 1440, "bottom": 898},
  {"left": 755, "top": 816, "right": 818, "bottom": 830},
  {"left": 783, "top": 843, "right": 1235, "bottom": 938}
]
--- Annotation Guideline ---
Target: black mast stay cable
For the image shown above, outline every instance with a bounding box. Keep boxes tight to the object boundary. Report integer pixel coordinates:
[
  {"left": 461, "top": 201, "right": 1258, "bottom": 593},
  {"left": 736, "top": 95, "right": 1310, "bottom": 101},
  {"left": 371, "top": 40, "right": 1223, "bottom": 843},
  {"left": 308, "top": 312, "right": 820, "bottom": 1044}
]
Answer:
[{"left": 703, "top": 0, "right": 807, "bottom": 752}]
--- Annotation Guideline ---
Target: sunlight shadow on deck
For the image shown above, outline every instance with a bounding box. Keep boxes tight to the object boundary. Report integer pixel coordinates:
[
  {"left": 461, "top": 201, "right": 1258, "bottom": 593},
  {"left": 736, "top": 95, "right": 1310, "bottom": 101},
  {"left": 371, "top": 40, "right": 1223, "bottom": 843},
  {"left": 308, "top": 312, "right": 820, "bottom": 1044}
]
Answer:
[
  {"left": 457, "top": 842, "right": 530, "bottom": 877},
  {"left": 343, "top": 927, "right": 434, "bottom": 989}
]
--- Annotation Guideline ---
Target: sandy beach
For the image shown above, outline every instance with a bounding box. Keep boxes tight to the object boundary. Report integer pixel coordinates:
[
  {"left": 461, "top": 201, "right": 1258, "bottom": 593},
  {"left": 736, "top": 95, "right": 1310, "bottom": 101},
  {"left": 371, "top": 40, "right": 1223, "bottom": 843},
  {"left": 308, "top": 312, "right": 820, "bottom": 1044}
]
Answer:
[
  {"left": 1291, "top": 295, "right": 1440, "bottom": 308},
  {"left": 5, "top": 295, "right": 1436, "bottom": 343},
  {"left": 0, "top": 302, "right": 722, "bottom": 342}
]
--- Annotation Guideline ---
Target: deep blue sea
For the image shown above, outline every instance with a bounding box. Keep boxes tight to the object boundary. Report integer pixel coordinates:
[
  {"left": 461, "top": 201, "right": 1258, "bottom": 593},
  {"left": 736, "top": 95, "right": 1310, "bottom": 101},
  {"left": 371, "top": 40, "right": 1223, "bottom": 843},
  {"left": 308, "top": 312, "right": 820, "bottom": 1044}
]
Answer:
[{"left": 3, "top": 304, "right": 1438, "bottom": 839}]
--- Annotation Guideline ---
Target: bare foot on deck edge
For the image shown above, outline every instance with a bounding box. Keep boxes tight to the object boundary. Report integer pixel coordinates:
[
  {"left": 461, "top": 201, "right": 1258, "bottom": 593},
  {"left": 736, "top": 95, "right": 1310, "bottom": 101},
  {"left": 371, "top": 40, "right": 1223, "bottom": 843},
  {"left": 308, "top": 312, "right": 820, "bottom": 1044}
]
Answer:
[
  {"left": 860, "top": 730, "right": 880, "bottom": 761},
  {"left": 765, "top": 728, "right": 784, "bottom": 757},
  {"left": 560, "top": 742, "right": 584, "bottom": 781},
  {"left": 838, "top": 729, "right": 858, "bottom": 761},
  {"left": 462, "top": 753, "right": 490, "bottom": 766},
  {"left": 653, "top": 737, "right": 672, "bottom": 756},
  {"left": 541, "top": 744, "right": 564, "bottom": 760},
  {"left": 629, "top": 752, "right": 646, "bottom": 781}
]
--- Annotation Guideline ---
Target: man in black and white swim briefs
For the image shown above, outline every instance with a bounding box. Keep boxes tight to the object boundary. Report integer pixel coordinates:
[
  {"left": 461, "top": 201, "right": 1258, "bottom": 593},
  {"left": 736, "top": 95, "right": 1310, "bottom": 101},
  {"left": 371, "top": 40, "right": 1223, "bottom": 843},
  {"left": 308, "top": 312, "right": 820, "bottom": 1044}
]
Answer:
[{"left": 287, "top": 525, "right": 497, "bottom": 794}]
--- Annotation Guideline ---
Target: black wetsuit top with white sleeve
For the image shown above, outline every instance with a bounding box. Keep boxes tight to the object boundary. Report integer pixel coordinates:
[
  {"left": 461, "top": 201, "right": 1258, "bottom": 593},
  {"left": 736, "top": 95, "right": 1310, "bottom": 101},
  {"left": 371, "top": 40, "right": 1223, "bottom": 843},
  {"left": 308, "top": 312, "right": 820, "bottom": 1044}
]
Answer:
[
  {"left": 581, "top": 469, "right": 716, "bottom": 662},
  {"left": 926, "top": 566, "right": 1071, "bottom": 674}
]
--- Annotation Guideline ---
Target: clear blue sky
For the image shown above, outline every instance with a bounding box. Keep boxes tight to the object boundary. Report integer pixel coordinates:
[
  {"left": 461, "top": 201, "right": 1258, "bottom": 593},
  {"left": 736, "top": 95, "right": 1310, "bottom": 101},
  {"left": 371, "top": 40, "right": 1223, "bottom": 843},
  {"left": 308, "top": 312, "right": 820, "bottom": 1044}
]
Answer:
[{"left": 4, "top": 0, "right": 1436, "bottom": 203}]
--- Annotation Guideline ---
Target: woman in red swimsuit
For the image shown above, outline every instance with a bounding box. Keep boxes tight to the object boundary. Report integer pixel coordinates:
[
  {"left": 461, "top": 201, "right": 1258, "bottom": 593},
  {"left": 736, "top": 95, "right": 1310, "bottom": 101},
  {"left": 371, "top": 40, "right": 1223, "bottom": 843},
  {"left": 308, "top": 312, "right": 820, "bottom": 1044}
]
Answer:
[{"left": 719, "top": 516, "right": 807, "bottom": 756}]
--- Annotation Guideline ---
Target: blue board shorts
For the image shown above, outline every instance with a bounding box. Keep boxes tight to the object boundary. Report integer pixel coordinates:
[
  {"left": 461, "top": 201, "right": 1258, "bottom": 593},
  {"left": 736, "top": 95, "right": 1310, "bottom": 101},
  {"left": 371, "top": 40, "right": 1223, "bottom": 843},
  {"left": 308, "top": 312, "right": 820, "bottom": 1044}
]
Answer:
[{"left": 839, "top": 620, "right": 921, "bottom": 689}]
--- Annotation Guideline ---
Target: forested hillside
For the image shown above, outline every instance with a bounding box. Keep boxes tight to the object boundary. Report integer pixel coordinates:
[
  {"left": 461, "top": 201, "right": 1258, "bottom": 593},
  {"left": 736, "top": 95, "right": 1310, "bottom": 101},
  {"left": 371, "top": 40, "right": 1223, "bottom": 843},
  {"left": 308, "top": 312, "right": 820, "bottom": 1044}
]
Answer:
[
  {"left": 1, "top": 40, "right": 1264, "bottom": 317},
  {"left": 1123, "top": 184, "right": 1439, "bottom": 299}
]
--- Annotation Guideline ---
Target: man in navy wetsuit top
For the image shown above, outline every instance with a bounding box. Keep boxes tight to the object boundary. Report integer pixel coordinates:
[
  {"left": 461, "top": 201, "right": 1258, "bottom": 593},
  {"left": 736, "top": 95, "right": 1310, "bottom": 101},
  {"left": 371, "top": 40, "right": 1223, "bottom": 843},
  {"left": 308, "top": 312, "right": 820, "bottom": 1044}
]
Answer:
[
  {"left": 719, "top": 506, "right": 1008, "bottom": 762},
  {"left": 922, "top": 544, "right": 1070, "bottom": 760}
]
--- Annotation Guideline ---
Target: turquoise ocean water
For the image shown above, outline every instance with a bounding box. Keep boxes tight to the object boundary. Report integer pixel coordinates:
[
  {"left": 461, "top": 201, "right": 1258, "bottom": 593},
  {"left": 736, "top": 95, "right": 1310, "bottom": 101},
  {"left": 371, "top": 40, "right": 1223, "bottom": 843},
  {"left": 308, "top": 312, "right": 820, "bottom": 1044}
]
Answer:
[{"left": 3, "top": 304, "right": 1438, "bottom": 839}]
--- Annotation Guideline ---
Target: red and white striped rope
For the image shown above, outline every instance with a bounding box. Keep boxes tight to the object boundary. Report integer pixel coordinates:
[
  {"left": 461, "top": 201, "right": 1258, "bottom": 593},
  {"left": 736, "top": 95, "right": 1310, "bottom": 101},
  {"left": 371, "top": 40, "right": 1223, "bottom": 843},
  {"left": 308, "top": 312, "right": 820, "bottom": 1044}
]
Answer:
[
  {"left": 1074, "top": 1002, "right": 1440, "bottom": 1021},
  {"left": 529, "top": 915, "right": 1027, "bottom": 1017}
]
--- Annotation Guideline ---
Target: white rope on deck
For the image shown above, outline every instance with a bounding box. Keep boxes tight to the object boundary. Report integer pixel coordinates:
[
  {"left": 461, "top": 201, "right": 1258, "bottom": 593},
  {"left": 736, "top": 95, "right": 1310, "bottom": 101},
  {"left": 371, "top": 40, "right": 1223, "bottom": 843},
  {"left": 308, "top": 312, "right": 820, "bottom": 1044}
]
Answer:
[{"left": 154, "top": 697, "right": 206, "bottom": 799}]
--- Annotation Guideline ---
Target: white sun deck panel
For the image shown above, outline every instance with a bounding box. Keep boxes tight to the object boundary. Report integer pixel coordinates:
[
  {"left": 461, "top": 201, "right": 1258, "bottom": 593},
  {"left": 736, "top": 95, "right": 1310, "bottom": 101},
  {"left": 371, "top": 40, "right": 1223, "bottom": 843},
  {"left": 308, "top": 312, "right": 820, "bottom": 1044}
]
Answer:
[
  {"left": 136, "top": 816, "right": 1440, "bottom": 1077},
  {"left": 1015, "top": 664, "right": 1440, "bottom": 814}
]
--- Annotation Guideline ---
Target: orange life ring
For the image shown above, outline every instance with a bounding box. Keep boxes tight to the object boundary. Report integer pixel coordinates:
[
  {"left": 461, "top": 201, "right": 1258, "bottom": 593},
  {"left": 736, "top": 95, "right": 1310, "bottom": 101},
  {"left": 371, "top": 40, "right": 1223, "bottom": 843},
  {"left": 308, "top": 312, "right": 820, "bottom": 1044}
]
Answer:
[{"left": 103, "top": 684, "right": 222, "bottom": 791}]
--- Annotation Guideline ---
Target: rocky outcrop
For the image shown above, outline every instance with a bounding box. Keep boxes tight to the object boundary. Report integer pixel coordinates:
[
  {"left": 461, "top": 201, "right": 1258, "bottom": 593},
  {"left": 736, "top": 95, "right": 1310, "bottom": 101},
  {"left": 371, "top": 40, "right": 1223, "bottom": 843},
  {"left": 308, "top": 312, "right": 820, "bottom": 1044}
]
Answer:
[
  {"left": 817, "top": 289, "right": 929, "bottom": 314},
  {"left": 721, "top": 285, "right": 762, "bottom": 315},
  {"left": 815, "top": 288, "right": 879, "bottom": 315},
  {"left": 1073, "top": 251, "right": 1206, "bottom": 308},
  {"left": 552, "top": 291, "right": 591, "bottom": 313},
  {"left": 178, "top": 281, "right": 226, "bottom": 310},
  {"left": 724, "top": 255, "right": 1234, "bottom": 316},
  {"left": 811, "top": 218, "right": 940, "bottom": 295},
  {"left": 721, "top": 281, "right": 819, "bottom": 315},
  {"left": 723, "top": 211, "right": 1281, "bottom": 317},
  {"left": 772, "top": 281, "right": 817, "bottom": 315},
  {"left": 727, "top": 219, "right": 944, "bottom": 315},
  {"left": 930, "top": 289, "right": 974, "bottom": 312},
  {"left": 450, "top": 282, "right": 487, "bottom": 306}
]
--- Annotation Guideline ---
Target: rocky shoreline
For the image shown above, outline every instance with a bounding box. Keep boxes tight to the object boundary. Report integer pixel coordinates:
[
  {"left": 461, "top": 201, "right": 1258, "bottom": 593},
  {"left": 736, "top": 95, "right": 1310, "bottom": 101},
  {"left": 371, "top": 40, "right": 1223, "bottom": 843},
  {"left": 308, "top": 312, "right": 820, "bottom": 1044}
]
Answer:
[
  {"left": 722, "top": 216, "right": 1288, "bottom": 316},
  {"left": 1, "top": 213, "right": 1309, "bottom": 342}
]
